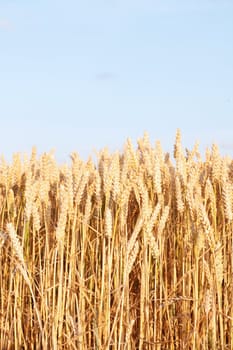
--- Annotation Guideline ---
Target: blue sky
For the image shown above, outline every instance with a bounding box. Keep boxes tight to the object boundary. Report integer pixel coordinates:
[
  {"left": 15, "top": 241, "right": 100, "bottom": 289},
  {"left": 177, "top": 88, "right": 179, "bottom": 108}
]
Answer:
[{"left": 0, "top": 0, "right": 233, "bottom": 162}]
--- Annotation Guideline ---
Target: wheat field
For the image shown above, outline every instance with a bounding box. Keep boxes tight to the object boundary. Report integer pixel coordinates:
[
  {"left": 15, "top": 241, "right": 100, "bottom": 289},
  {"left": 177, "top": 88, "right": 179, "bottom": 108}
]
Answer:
[{"left": 0, "top": 130, "right": 233, "bottom": 349}]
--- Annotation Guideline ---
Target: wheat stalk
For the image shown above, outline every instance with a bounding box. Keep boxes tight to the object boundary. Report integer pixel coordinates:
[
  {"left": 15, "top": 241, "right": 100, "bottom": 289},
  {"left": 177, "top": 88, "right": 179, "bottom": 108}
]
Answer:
[{"left": 6, "top": 223, "right": 44, "bottom": 342}]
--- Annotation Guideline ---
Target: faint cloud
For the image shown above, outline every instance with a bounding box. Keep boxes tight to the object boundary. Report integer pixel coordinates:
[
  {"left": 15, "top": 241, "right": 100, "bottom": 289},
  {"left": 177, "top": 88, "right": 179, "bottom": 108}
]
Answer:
[
  {"left": 95, "top": 72, "right": 116, "bottom": 81},
  {"left": 0, "top": 19, "right": 13, "bottom": 31}
]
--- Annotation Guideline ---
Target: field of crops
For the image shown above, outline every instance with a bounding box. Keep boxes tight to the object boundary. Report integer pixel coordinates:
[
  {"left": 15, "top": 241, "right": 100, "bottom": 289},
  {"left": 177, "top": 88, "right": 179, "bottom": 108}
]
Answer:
[{"left": 0, "top": 130, "right": 233, "bottom": 349}]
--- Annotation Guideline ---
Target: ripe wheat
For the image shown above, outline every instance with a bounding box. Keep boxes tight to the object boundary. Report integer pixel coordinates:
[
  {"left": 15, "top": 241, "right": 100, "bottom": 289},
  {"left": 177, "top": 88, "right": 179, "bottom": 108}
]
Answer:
[{"left": 0, "top": 132, "right": 232, "bottom": 349}]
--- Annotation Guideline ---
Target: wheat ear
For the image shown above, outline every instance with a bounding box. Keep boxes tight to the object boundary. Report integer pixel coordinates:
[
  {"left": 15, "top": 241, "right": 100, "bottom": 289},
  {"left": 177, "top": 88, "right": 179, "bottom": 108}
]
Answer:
[{"left": 7, "top": 223, "right": 44, "bottom": 340}]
